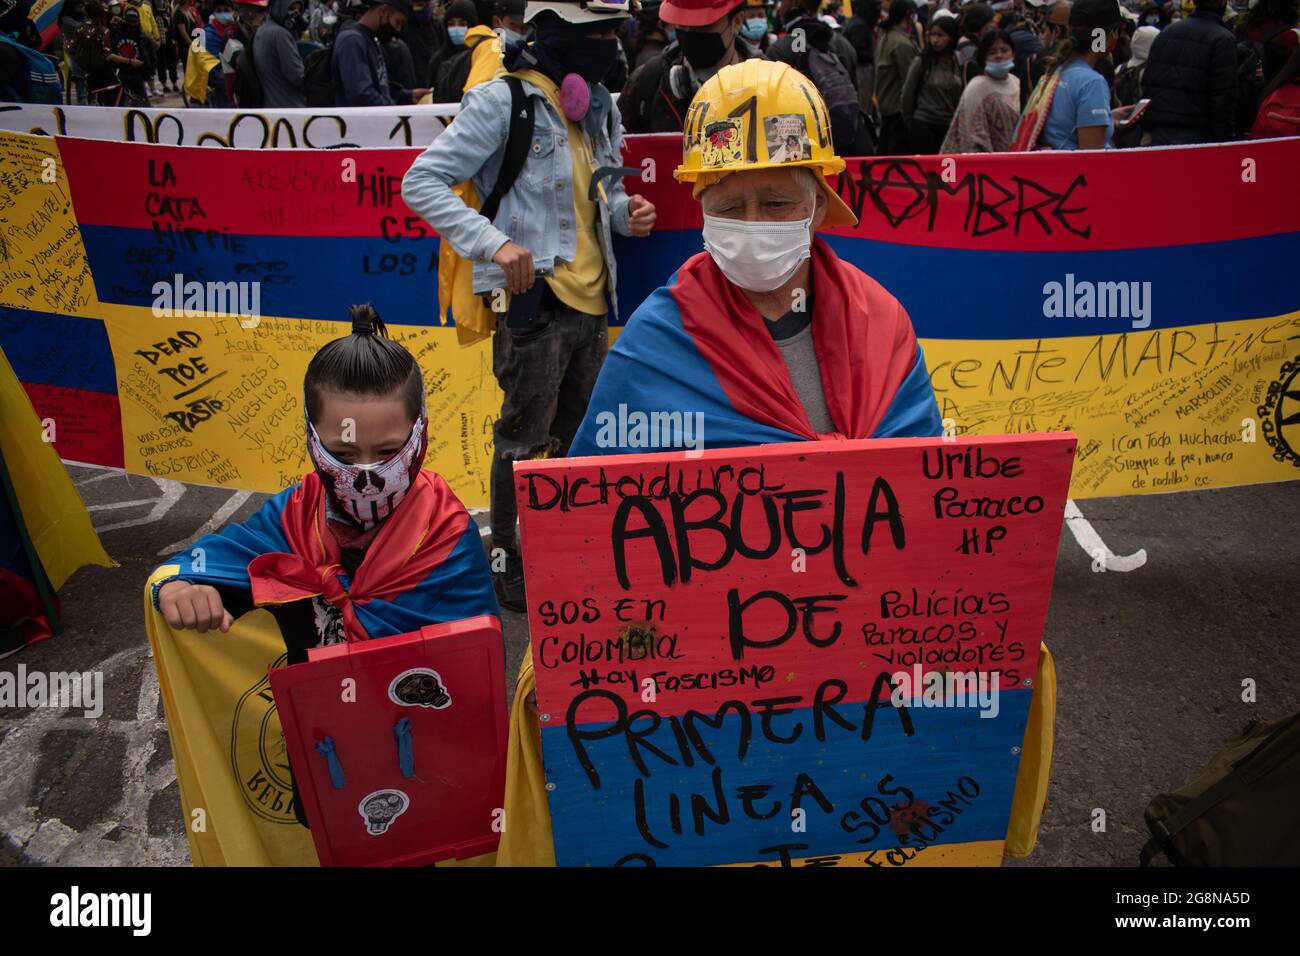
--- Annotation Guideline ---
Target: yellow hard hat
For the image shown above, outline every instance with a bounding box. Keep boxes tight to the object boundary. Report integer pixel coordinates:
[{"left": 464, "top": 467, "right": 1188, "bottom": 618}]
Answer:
[{"left": 674, "top": 59, "right": 857, "bottom": 227}]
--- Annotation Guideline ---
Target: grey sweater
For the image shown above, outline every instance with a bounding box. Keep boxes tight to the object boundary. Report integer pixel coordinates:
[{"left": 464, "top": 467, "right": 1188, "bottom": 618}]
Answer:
[{"left": 252, "top": 4, "right": 305, "bottom": 108}]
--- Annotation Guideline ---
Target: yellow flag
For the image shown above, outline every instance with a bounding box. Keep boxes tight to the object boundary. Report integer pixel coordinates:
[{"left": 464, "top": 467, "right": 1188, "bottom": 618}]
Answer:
[
  {"left": 184, "top": 45, "right": 219, "bottom": 105},
  {"left": 0, "top": 346, "right": 113, "bottom": 591}
]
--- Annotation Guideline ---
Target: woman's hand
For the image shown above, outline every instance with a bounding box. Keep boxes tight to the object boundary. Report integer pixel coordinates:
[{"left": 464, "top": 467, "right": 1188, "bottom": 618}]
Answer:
[{"left": 158, "top": 580, "right": 233, "bottom": 633}]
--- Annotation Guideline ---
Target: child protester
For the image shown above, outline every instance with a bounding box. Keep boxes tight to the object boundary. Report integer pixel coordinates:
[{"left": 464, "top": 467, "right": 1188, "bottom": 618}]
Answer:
[
  {"left": 152, "top": 304, "right": 498, "bottom": 654},
  {"left": 145, "top": 305, "right": 499, "bottom": 863}
]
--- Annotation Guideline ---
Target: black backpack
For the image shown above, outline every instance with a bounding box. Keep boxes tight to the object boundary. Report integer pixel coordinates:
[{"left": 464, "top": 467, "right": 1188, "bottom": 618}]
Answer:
[
  {"left": 797, "top": 30, "right": 872, "bottom": 155},
  {"left": 1235, "top": 25, "right": 1290, "bottom": 136},
  {"left": 303, "top": 44, "right": 334, "bottom": 107},
  {"left": 230, "top": 31, "right": 263, "bottom": 108},
  {"left": 1142, "top": 711, "right": 1300, "bottom": 866},
  {"left": 433, "top": 34, "right": 490, "bottom": 103}
]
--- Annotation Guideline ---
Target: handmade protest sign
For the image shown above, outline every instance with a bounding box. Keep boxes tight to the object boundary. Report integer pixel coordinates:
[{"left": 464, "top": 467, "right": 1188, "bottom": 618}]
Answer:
[
  {"left": 269, "top": 615, "right": 507, "bottom": 867},
  {"left": 517, "top": 434, "right": 1074, "bottom": 867}
]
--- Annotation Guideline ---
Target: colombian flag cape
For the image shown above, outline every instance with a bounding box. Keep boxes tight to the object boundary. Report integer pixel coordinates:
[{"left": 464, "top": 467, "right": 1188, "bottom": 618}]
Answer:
[
  {"left": 145, "top": 469, "right": 499, "bottom": 866},
  {"left": 498, "top": 243, "right": 1058, "bottom": 866},
  {"left": 570, "top": 239, "right": 943, "bottom": 455}
]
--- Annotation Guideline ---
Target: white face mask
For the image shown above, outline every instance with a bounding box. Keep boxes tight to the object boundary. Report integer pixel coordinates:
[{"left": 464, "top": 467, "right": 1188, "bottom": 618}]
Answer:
[{"left": 701, "top": 213, "right": 812, "bottom": 292}]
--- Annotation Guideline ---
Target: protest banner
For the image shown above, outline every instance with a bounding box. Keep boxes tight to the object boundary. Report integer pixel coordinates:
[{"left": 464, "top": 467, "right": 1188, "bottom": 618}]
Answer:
[
  {"left": 1, "top": 128, "right": 1297, "bottom": 506},
  {"left": 0, "top": 102, "right": 458, "bottom": 149},
  {"left": 515, "top": 433, "right": 1075, "bottom": 866}
]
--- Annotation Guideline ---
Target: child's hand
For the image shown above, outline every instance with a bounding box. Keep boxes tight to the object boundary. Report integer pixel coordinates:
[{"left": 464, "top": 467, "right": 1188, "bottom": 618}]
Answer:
[{"left": 158, "top": 580, "right": 233, "bottom": 634}]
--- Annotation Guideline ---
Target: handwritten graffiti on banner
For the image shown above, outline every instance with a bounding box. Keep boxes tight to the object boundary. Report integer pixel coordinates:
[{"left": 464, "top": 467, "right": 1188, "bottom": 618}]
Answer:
[
  {"left": 0, "top": 102, "right": 459, "bottom": 149},
  {"left": 516, "top": 434, "right": 1075, "bottom": 867},
  {"left": 2, "top": 128, "right": 1297, "bottom": 505}
]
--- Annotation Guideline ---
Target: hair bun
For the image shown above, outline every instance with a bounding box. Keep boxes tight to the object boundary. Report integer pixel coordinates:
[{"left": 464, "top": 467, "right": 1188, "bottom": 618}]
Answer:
[{"left": 348, "top": 303, "right": 388, "bottom": 337}]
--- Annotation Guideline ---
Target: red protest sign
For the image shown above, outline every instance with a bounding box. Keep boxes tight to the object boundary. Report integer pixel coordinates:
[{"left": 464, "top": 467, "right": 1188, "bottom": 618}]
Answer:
[
  {"left": 269, "top": 615, "right": 507, "bottom": 867},
  {"left": 516, "top": 435, "right": 1074, "bottom": 867}
]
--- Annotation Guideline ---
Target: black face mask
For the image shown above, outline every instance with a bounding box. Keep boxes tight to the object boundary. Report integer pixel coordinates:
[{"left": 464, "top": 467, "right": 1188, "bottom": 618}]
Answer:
[
  {"left": 377, "top": 20, "right": 396, "bottom": 42},
  {"left": 288, "top": 10, "right": 306, "bottom": 32},
  {"left": 534, "top": 29, "right": 620, "bottom": 85},
  {"left": 677, "top": 27, "right": 728, "bottom": 71}
]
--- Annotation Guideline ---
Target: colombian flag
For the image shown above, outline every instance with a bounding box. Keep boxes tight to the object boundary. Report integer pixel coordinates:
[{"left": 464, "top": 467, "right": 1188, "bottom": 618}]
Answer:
[{"left": 145, "top": 468, "right": 499, "bottom": 865}]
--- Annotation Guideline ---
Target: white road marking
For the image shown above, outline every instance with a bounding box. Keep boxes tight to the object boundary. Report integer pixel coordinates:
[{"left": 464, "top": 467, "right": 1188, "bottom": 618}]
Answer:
[
  {"left": 156, "top": 489, "right": 254, "bottom": 556},
  {"left": 88, "top": 478, "right": 184, "bottom": 533},
  {"left": 1065, "top": 498, "right": 1148, "bottom": 573},
  {"left": 74, "top": 470, "right": 125, "bottom": 487}
]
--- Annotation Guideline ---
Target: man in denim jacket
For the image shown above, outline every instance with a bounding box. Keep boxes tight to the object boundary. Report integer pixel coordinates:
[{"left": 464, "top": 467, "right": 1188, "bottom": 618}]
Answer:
[{"left": 402, "top": 0, "right": 656, "bottom": 611}]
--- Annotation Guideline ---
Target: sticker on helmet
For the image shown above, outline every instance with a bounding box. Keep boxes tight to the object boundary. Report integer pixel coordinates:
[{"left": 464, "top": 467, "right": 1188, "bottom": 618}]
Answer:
[
  {"left": 700, "top": 118, "right": 744, "bottom": 168},
  {"left": 764, "top": 113, "right": 811, "bottom": 164},
  {"left": 388, "top": 667, "right": 452, "bottom": 709},
  {"left": 358, "top": 789, "right": 410, "bottom": 836}
]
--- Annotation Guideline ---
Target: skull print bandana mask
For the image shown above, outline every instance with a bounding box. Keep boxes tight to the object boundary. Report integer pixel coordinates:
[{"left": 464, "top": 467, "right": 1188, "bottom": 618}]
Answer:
[{"left": 306, "top": 411, "right": 428, "bottom": 532}]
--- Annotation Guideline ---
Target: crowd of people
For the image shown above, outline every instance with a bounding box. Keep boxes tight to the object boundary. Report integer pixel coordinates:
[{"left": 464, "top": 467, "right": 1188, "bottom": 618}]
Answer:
[
  {"left": 2, "top": 0, "right": 1296, "bottom": 139},
  {"left": 0, "top": 0, "right": 1290, "bottom": 864}
]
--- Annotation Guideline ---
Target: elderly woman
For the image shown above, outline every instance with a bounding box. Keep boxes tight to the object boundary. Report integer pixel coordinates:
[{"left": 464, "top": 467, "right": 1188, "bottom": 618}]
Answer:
[
  {"left": 496, "top": 58, "right": 1057, "bottom": 868},
  {"left": 570, "top": 59, "right": 942, "bottom": 457}
]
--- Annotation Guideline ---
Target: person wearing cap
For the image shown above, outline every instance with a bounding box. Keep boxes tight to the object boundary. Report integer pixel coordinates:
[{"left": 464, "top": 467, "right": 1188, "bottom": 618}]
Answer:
[
  {"left": 331, "top": 0, "right": 431, "bottom": 103},
  {"left": 115, "top": 1, "right": 156, "bottom": 102},
  {"left": 496, "top": 60, "right": 943, "bottom": 866},
  {"left": 196, "top": 0, "right": 238, "bottom": 105},
  {"left": 620, "top": 0, "right": 766, "bottom": 134},
  {"left": 122, "top": 0, "right": 163, "bottom": 95},
  {"left": 402, "top": 0, "right": 656, "bottom": 611},
  {"left": 252, "top": 0, "right": 307, "bottom": 104},
  {"left": 1014, "top": 0, "right": 1121, "bottom": 148},
  {"left": 1141, "top": 0, "right": 1238, "bottom": 143}
]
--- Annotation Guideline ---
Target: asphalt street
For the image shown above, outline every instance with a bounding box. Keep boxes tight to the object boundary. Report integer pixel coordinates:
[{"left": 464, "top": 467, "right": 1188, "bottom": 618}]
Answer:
[{"left": 1, "top": 465, "right": 1297, "bottom": 866}]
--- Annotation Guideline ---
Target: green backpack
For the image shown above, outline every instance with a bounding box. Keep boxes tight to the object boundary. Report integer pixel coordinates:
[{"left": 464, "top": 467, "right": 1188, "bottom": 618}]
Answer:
[{"left": 1142, "top": 711, "right": 1300, "bottom": 866}]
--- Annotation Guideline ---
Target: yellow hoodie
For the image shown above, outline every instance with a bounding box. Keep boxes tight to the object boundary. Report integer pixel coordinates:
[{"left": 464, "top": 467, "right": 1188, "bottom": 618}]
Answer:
[{"left": 129, "top": 0, "right": 161, "bottom": 43}]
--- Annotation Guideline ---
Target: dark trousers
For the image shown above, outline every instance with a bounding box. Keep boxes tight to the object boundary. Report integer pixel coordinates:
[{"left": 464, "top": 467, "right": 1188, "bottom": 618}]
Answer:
[
  {"left": 878, "top": 112, "right": 912, "bottom": 155},
  {"left": 489, "top": 292, "right": 608, "bottom": 553},
  {"left": 156, "top": 40, "right": 178, "bottom": 86},
  {"left": 908, "top": 118, "right": 951, "bottom": 155}
]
